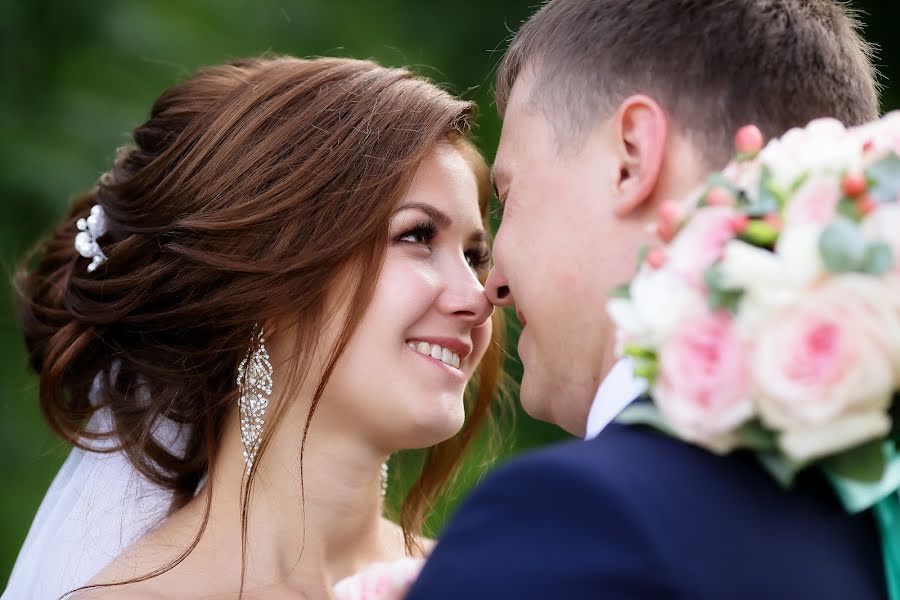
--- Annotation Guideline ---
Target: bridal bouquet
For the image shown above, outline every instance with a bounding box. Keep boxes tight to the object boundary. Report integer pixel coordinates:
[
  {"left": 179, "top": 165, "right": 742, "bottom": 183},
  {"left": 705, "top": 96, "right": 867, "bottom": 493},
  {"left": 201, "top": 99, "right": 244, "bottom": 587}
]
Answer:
[{"left": 608, "top": 114, "right": 900, "bottom": 488}]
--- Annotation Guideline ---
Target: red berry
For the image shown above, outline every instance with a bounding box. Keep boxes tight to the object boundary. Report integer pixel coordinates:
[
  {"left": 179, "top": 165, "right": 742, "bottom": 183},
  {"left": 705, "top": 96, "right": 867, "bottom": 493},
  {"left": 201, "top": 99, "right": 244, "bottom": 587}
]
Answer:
[
  {"left": 646, "top": 249, "right": 667, "bottom": 269},
  {"left": 858, "top": 196, "right": 878, "bottom": 215},
  {"left": 735, "top": 125, "right": 764, "bottom": 154},
  {"left": 841, "top": 171, "right": 867, "bottom": 198},
  {"left": 656, "top": 221, "right": 676, "bottom": 243},
  {"left": 763, "top": 213, "right": 782, "bottom": 230},
  {"left": 728, "top": 215, "right": 750, "bottom": 234},
  {"left": 656, "top": 201, "right": 681, "bottom": 242},
  {"left": 705, "top": 187, "right": 734, "bottom": 206},
  {"left": 659, "top": 201, "right": 681, "bottom": 222}
]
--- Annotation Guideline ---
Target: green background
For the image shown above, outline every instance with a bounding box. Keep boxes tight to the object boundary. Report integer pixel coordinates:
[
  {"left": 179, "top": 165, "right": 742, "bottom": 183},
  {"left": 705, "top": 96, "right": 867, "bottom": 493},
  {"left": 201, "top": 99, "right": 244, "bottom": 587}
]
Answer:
[{"left": 2, "top": 0, "right": 899, "bottom": 587}]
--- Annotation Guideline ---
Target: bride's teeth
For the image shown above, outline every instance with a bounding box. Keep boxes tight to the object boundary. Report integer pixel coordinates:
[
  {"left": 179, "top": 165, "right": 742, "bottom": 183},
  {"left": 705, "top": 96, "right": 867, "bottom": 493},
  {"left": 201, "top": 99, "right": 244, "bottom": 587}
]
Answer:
[{"left": 407, "top": 340, "right": 462, "bottom": 369}]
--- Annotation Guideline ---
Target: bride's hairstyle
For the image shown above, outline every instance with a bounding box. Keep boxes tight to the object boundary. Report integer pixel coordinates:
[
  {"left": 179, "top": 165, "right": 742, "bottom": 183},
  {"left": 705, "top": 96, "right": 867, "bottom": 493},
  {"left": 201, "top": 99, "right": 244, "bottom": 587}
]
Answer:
[{"left": 15, "top": 55, "right": 505, "bottom": 576}]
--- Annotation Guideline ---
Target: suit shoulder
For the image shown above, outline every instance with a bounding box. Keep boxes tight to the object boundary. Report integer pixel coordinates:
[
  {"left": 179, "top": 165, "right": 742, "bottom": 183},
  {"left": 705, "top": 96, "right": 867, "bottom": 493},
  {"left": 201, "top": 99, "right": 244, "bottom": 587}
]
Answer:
[{"left": 478, "top": 424, "right": 697, "bottom": 495}]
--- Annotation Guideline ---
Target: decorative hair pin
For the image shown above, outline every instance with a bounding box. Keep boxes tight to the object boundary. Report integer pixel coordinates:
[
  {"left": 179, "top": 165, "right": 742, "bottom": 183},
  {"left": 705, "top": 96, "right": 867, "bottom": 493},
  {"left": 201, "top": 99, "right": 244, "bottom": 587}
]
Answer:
[{"left": 74, "top": 204, "right": 108, "bottom": 273}]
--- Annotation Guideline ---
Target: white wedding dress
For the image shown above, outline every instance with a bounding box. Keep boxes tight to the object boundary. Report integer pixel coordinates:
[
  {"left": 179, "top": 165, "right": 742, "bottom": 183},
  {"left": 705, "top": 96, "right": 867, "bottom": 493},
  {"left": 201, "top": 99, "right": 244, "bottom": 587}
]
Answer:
[{"left": 3, "top": 398, "right": 422, "bottom": 600}]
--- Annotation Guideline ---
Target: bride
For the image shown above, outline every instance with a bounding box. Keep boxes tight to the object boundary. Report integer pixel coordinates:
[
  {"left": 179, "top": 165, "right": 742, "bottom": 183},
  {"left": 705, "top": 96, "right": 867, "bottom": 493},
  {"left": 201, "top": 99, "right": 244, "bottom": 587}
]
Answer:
[{"left": 5, "top": 56, "right": 505, "bottom": 599}]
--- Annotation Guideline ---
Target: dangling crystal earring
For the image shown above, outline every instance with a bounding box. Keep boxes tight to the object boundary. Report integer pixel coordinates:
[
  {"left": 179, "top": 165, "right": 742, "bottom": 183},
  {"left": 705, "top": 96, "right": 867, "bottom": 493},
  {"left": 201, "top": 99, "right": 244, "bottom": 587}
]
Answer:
[
  {"left": 380, "top": 460, "right": 389, "bottom": 498},
  {"left": 237, "top": 325, "right": 273, "bottom": 475}
]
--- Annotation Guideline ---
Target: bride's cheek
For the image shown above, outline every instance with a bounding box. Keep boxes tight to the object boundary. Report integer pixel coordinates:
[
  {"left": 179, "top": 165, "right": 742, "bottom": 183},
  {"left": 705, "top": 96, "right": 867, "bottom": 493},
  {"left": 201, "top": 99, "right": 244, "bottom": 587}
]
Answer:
[{"left": 470, "top": 320, "right": 492, "bottom": 367}]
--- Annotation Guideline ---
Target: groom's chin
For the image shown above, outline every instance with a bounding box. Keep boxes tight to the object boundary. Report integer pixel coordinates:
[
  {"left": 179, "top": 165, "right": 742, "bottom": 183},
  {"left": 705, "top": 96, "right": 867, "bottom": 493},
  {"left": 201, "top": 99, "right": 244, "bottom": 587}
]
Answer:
[{"left": 519, "top": 371, "right": 588, "bottom": 437}]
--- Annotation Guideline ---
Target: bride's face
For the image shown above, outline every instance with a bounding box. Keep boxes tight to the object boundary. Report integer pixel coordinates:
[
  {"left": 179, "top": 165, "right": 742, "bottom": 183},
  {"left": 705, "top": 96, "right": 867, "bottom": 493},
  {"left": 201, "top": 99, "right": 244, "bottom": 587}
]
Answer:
[{"left": 314, "top": 143, "right": 494, "bottom": 450}]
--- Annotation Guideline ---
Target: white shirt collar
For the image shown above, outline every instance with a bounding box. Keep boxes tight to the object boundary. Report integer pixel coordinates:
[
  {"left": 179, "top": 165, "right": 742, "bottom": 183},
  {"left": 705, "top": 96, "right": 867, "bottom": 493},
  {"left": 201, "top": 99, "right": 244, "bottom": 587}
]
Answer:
[{"left": 584, "top": 358, "right": 647, "bottom": 440}]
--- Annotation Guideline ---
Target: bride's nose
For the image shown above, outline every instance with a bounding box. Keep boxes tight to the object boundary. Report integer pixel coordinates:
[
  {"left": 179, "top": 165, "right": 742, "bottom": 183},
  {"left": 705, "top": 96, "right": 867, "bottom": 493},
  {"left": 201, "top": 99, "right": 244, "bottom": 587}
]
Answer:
[{"left": 437, "top": 263, "right": 494, "bottom": 327}]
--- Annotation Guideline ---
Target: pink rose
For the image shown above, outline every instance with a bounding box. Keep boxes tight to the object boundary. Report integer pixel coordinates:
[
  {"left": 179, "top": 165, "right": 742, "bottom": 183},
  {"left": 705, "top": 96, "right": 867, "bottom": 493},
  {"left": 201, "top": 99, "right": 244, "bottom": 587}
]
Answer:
[
  {"left": 754, "top": 276, "right": 896, "bottom": 462},
  {"left": 655, "top": 310, "right": 754, "bottom": 452},
  {"left": 667, "top": 206, "right": 740, "bottom": 287},
  {"left": 784, "top": 175, "right": 841, "bottom": 228}
]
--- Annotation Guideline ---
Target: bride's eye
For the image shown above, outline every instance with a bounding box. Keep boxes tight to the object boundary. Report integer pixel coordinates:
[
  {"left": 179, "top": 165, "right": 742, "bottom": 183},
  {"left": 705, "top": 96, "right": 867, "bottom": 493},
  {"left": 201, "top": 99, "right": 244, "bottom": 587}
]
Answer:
[
  {"left": 396, "top": 220, "right": 437, "bottom": 247},
  {"left": 465, "top": 244, "right": 490, "bottom": 272}
]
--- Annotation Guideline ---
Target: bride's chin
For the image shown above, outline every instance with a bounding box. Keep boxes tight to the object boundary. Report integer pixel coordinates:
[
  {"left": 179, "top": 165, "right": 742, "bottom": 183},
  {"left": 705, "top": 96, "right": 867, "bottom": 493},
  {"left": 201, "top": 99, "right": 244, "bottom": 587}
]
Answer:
[{"left": 385, "top": 404, "right": 466, "bottom": 450}]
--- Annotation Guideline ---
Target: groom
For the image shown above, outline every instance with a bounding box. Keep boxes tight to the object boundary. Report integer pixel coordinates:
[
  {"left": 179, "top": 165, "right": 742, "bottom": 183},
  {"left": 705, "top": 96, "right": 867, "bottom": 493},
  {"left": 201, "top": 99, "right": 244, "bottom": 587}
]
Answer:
[{"left": 407, "top": 0, "right": 886, "bottom": 598}]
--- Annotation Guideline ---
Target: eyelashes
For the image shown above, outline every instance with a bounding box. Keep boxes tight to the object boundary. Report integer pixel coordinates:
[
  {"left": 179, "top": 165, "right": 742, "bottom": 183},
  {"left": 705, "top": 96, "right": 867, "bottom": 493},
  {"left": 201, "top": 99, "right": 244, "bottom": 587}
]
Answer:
[
  {"left": 395, "top": 218, "right": 490, "bottom": 272},
  {"left": 396, "top": 220, "right": 438, "bottom": 246},
  {"left": 465, "top": 245, "right": 491, "bottom": 272}
]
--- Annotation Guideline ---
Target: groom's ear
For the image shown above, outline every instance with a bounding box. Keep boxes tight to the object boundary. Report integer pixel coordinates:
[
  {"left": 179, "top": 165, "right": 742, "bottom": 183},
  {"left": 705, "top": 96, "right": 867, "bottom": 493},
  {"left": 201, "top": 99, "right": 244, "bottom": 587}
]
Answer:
[{"left": 610, "top": 95, "right": 668, "bottom": 218}]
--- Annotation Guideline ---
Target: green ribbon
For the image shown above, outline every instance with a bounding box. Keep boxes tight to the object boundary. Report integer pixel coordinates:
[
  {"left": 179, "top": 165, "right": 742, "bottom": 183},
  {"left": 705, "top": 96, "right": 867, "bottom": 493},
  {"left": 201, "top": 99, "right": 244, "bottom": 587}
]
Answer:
[{"left": 826, "top": 446, "right": 900, "bottom": 600}]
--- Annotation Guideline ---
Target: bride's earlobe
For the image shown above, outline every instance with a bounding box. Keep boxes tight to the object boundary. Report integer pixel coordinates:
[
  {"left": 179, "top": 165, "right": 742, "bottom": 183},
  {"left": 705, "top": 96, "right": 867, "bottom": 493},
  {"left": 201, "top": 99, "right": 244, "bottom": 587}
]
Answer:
[{"left": 612, "top": 95, "right": 668, "bottom": 217}]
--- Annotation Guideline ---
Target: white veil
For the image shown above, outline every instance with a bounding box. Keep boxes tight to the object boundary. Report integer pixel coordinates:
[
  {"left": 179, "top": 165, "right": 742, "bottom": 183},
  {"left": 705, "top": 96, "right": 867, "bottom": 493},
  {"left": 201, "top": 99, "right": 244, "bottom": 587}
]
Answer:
[{"left": 2, "top": 375, "right": 192, "bottom": 600}]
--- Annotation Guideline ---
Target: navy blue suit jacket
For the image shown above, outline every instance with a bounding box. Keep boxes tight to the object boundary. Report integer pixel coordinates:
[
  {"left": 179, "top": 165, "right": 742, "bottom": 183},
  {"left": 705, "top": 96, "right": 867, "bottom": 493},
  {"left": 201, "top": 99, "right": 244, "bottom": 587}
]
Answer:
[{"left": 407, "top": 422, "right": 887, "bottom": 599}]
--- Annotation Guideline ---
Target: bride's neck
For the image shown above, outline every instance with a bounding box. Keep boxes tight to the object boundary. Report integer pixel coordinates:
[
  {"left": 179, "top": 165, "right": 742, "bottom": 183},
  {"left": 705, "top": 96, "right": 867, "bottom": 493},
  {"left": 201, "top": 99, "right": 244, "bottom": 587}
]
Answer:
[{"left": 194, "top": 397, "right": 400, "bottom": 590}]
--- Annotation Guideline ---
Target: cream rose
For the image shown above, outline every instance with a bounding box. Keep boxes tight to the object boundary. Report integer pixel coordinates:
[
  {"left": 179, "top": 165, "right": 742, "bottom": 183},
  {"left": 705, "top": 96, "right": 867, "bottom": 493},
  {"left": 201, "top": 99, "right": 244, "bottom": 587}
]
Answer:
[{"left": 753, "top": 276, "right": 896, "bottom": 462}]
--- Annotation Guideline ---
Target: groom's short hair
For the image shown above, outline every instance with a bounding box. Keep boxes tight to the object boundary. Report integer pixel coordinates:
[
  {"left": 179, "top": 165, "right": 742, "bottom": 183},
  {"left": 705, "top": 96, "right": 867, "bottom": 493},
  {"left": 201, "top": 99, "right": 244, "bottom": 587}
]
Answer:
[{"left": 496, "top": 0, "right": 879, "bottom": 165}]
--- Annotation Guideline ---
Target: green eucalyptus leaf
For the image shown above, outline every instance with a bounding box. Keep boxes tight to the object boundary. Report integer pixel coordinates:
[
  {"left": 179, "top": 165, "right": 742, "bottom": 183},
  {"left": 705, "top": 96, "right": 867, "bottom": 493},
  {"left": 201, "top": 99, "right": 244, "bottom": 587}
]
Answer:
[
  {"left": 738, "top": 420, "right": 778, "bottom": 451},
  {"left": 818, "top": 219, "right": 867, "bottom": 273},
  {"left": 788, "top": 172, "right": 810, "bottom": 195},
  {"left": 892, "top": 392, "right": 900, "bottom": 445},
  {"left": 744, "top": 165, "right": 780, "bottom": 216},
  {"left": 821, "top": 439, "right": 887, "bottom": 483},
  {"left": 866, "top": 152, "right": 900, "bottom": 204},
  {"left": 861, "top": 242, "right": 895, "bottom": 276},
  {"left": 706, "top": 171, "right": 739, "bottom": 191},
  {"left": 836, "top": 198, "right": 863, "bottom": 222},
  {"left": 756, "top": 452, "right": 804, "bottom": 488},
  {"left": 636, "top": 244, "right": 650, "bottom": 267},
  {"left": 704, "top": 264, "right": 745, "bottom": 313},
  {"left": 610, "top": 283, "right": 631, "bottom": 300}
]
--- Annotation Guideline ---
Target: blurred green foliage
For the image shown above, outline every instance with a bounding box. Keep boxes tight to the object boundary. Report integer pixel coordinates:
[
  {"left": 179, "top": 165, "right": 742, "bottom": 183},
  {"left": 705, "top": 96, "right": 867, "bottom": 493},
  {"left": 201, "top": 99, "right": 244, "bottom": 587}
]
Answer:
[{"left": 2, "top": 0, "right": 899, "bottom": 588}]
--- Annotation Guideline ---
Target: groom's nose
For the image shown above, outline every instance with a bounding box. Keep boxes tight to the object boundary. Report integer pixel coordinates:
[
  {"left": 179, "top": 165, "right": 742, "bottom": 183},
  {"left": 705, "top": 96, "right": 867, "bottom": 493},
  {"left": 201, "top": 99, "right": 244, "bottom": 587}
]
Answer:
[{"left": 485, "top": 265, "right": 515, "bottom": 308}]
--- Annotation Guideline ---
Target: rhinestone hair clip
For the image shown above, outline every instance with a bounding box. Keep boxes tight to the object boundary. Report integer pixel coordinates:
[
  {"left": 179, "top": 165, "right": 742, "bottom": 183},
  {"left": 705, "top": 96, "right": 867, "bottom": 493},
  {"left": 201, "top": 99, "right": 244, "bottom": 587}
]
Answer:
[{"left": 74, "top": 204, "right": 108, "bottom": 273}]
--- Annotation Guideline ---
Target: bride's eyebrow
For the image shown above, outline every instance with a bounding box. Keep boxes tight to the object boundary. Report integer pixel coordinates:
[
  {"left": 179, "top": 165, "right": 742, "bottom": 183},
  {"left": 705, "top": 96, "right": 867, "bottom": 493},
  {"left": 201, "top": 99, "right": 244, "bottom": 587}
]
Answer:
[{"left": 394, "top": 202, "right": 452, "bottom": 228}]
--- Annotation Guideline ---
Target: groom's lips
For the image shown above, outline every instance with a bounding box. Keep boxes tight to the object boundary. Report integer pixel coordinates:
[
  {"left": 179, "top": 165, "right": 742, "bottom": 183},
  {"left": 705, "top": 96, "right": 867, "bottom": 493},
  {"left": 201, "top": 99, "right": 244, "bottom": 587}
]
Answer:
[{"left": 516, "top": 309, "right": 527, "bottom": 326}]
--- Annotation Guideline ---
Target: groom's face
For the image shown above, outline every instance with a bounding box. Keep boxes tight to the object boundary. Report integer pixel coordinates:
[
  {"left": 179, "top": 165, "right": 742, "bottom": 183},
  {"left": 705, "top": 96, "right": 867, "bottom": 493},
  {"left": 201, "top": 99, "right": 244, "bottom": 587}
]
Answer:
[{"left": 487, "top": 72, "right": 639, "bottom": 436}]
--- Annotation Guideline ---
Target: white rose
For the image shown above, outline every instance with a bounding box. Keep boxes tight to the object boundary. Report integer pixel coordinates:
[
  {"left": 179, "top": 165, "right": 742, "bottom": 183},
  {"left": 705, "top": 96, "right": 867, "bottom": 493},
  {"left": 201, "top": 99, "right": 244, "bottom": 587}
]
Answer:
[
  {"left": 760, "top": 118, "right": 860, "bottom": 190},
  {"left": 717, "top": 230, "right": 825, "bottom": 330},
  {"left": 624, "top": 266, "right": 706, "bottom": 347}
]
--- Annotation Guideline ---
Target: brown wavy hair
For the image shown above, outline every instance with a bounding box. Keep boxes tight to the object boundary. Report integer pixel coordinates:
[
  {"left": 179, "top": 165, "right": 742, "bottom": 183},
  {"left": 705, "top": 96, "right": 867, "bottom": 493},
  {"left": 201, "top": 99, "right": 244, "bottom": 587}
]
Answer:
[{"left": 15, "top": 55, "right": 506, "bottom": 592}]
